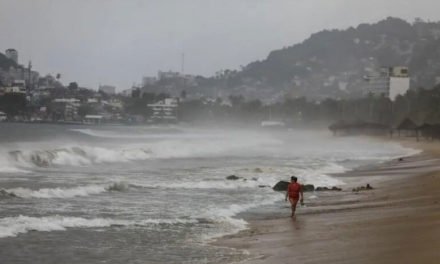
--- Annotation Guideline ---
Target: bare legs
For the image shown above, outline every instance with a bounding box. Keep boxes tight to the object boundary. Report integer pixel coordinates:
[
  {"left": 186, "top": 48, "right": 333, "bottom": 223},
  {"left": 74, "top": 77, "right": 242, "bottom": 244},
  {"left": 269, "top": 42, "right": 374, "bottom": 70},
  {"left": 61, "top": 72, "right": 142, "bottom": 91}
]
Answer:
[{"left": 289, "top": 198, "right": 299, "bottom": 218}]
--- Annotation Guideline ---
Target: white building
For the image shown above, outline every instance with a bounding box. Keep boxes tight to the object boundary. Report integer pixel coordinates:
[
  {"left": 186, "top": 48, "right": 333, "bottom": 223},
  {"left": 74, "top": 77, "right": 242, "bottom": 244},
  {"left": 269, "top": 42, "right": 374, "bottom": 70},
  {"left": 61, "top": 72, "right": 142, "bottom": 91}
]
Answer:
[
  {"left": 158, "top": 71, "right": 180, "bottom": 80},
  {"left": 99, "top": 85, "right": 116, "bottom": 95},
  {"left": 364, "top": 66, "right": 410, "bottom": 101},
  {"left": 147, "top": 98, "right": 179, "bottom": 123},
  {"left": 52, "top": 98, "right": 81, "bottom": 121},
  {"left": 5, "top": 49, "right": 18, "bottom": 64}
]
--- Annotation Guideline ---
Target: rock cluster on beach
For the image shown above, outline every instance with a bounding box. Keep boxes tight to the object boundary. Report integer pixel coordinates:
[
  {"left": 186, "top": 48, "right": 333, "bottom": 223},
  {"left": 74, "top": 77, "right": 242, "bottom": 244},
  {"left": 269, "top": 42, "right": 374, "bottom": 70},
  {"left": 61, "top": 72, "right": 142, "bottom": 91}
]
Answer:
[
  {"left": 225, "top": 175, "right": 270, "bottom": 188},
  {"left": 352, "top": 184, "right": 374, "bottom": 192},
  {"left": 272, "top": 181, "right": 342, "bottom": 192}
]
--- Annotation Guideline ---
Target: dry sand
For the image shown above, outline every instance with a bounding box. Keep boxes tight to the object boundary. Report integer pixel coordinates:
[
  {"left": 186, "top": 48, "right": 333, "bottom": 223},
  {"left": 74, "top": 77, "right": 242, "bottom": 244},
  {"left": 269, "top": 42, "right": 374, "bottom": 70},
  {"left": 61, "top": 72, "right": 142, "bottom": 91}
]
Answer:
[{"left": 215, "top": 138, "right": 440, "bottom": 264}]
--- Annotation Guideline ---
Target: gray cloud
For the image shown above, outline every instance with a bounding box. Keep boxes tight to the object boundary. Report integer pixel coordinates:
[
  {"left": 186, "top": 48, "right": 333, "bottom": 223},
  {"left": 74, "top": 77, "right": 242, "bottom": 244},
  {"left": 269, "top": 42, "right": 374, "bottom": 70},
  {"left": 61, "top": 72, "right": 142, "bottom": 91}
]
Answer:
[{"left": 1, "top": 0, "right": 439, "bottom": 90}]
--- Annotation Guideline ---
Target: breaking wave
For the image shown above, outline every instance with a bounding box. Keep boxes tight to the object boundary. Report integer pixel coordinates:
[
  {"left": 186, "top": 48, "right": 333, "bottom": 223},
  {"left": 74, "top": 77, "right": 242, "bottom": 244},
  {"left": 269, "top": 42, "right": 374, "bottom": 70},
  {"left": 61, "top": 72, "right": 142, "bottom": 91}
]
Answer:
[
  {"left": 0, "top": 215, "right": 197, "bottom": 238},
  {"left": 7, "top": 147, "right": 152, "bottom": 168},
  {"left": 2, "top": 182, "right": 129, "bottom": 199},
  {"left": 198, "top": 195, "right": 284, "bottom": 241},
  {"left": 1, "top": 133, "right": 281, "bottom": 170}
]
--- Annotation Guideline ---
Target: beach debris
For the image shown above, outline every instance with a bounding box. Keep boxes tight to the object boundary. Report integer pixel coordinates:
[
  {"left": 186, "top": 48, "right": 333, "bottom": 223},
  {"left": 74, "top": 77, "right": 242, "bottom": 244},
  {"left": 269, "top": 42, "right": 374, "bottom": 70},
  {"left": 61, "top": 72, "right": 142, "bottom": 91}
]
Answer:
[
  {"left": 254, "top": 168, "right": 263, "bottom": 173},
  {"left": 352, "top": 184, "right": 374, "bottom": 192},
  {"left": 226, "top": 175, "right": 241, "bottom": 180},
  {"left": 258, "top": 185, "right": 270, "bottom": 188}
]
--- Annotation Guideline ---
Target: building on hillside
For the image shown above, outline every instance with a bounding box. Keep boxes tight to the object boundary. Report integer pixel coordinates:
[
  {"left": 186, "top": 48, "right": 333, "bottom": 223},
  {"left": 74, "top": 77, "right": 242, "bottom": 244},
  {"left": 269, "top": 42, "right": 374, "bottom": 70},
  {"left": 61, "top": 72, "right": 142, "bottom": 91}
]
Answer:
[
  {"left": 37, "top": 75, "right": 57, "bottom": 90},
  {"left": 121, "top": 88, "right": 134, "bottom": 97},
  {"left": 51, "top": 98, "right": 80, "bottom": 121},
  {"left": 98, "top": 85, "right": 116, "bottom": 95},
  {"left": 4, "top": 86, "right": 26, "bottom": 94},
  {"left": 5, "top": 49, "right": 18, "bottom": 64},
  {"left": 83, "top": 115, "right": 103, "bottom": 124},
  {"left": 142, "top": 76, "right": 157, "bottom": 86},
  {"left": 147, "top": 98, "right": 179, "bottom": 123},
  {"left": 364, "top": 66, "right": 410, "bottom": 101},
  {"left": 158, "top": 71, "right": 180, "bottom": 80}
]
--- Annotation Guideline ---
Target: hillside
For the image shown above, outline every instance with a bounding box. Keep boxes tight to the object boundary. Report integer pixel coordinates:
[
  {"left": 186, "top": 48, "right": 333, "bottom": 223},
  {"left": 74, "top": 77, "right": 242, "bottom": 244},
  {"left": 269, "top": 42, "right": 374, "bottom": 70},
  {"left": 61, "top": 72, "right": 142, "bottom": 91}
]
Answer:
[{"left": 212, "top": 17, "right": 440, "bottom": 100}]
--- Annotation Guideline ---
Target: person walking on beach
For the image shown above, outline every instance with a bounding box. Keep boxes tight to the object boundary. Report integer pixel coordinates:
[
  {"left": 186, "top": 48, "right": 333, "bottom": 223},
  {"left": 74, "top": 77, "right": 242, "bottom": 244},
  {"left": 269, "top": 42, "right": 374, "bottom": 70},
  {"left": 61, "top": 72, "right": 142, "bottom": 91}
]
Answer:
[{"left": 285, "top": 176, "right": 304, "bottom": 218}]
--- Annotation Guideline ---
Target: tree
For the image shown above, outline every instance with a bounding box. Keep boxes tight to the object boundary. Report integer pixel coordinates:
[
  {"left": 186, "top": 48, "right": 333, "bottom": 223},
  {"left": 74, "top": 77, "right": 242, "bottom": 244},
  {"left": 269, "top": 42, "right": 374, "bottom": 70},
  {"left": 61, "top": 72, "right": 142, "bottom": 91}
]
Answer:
[
  {"left": 68, "top": 82, "right": 79, "bottom": 90},
  {"left": 78, "top": 104, "right": 97, "bottom": 118},
  {"left": 228, "top": 94, "right": 245, "bottom": 108},
  {"left": 0, "top": 93, "right": 27, "bottom": 117}
]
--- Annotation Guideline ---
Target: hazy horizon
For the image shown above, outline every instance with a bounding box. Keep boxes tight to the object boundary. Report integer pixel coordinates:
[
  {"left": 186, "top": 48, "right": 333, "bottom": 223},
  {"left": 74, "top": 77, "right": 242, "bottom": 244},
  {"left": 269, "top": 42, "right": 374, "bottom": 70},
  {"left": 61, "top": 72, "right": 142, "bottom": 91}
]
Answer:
[{"left": 1, "top": 0, "right": 440, "bottom": 91}]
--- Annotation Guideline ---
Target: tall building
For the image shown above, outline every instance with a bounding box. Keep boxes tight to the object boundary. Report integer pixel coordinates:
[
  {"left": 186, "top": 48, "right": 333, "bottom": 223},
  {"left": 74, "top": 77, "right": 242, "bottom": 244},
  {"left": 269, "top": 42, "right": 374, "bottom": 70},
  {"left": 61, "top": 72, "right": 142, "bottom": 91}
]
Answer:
[
  {"left": 5, "top": 49, "right": 18, "bottom": 64},
  {"left": 364, "top": 66, "right": 410, "bottom": 101}
]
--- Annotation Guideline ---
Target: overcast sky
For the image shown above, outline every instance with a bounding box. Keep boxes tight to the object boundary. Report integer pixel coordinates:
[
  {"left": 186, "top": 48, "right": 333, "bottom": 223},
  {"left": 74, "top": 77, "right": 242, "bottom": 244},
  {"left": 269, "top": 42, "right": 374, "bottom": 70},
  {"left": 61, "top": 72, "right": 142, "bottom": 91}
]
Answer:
[{"left": 1, "top": 0, "right": 440, "bottom": 90}]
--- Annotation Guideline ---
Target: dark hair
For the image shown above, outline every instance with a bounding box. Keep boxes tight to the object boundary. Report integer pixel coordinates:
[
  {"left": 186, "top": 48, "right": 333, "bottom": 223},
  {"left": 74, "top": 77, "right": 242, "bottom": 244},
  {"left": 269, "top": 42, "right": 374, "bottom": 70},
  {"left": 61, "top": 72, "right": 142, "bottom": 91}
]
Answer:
[{"left": 291, "top": 176, "right": 297, "bottom": 182}]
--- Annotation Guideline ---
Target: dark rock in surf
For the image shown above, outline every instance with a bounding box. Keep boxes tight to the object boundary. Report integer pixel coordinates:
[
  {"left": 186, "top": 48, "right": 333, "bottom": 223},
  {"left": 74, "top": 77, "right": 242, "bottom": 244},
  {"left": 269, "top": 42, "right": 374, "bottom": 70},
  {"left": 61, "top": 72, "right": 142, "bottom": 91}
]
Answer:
[
  {"left": 226, "top": 175, "right": 240, "bottom": 180},
  {"left": 316, "top": 186, "right": 342, "bottom": 192},
  {"left": 254, "top": 168, "right": 263, "bottom": 173},
  {"left": 302, "top": 184, "right": 315, "bottom": 192},
  {"left": 273, "top": 182, "right": 315, "bottom": 192},
  {"left": 272, "top": 181, "right": 289, "bottom": 191},
  {"left": 352, "top": 184, "right": 374, "bottom": 192}
]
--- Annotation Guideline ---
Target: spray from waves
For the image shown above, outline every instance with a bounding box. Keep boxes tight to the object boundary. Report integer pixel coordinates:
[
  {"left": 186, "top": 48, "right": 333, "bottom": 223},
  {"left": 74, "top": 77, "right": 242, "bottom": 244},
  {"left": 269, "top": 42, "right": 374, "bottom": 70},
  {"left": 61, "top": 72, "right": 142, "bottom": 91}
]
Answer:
[
  {"left": 0, "top": 154, "right": 31, "bottom": 173},
  {"left": 0, "top": 215, "right": 197, "bottom": 238},
  {"left": 293, "top": 162, "right": 348, "bottom": 186},
  {"left": 2, "top": 182, "right": 129, "bottom": 199},
  {"left": 71, "top": 128, "right": 220, "bottom": 139}
]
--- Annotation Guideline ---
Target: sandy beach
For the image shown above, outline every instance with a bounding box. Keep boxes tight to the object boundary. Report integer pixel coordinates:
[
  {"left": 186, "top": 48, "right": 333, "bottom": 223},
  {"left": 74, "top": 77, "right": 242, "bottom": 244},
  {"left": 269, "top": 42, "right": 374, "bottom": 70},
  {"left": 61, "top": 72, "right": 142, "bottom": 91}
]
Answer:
[{"left": 216, "top": 137, "right": 440, "bottom": 264}]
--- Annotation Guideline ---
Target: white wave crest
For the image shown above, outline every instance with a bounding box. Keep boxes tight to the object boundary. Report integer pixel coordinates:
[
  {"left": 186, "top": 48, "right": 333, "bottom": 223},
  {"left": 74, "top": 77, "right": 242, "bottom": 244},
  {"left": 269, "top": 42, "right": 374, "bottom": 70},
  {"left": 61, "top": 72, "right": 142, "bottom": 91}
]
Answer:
[
  {"left": 0, "top": 215, "right": 130, "bottom": 238},
  {"left": 0, "top": 215, "right": 197, "bottom": 238},
  {"left": 4, "top": 182, "right": 129, "bottom": 199},
  {"left": 9, "top": 146, "right": 152, "bottom": 167}
]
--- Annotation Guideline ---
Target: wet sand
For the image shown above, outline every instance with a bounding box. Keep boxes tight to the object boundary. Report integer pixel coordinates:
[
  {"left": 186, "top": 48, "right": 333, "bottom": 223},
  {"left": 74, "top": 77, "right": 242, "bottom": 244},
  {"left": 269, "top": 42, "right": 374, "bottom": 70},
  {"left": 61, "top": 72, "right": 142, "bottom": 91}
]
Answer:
[{"left": 215, "top": 138, "right": 440, "bottom": 264}]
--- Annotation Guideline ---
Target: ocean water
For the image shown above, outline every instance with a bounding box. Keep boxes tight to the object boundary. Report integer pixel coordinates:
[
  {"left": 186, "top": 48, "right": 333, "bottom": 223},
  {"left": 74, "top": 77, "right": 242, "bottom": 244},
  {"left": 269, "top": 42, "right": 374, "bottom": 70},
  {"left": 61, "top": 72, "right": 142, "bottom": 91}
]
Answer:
[{"left": 0, "top": 123, "right": 418, "bottom": 263}]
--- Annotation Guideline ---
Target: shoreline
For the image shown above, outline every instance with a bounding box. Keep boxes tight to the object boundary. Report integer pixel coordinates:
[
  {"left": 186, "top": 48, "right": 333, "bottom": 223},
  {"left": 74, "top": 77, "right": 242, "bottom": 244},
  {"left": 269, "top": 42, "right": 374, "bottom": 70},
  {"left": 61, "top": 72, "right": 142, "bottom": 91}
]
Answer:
[{"left": 214, "top": 137, "right": 440, "bottom": 264}]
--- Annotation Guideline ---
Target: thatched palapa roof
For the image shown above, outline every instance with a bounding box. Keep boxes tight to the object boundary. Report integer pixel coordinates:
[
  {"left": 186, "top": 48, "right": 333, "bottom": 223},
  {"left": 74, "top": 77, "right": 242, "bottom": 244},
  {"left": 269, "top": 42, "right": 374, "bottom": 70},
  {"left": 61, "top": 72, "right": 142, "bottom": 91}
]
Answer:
[{"left": 396, "top": 118, "right": 417, "bottom": 130}]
